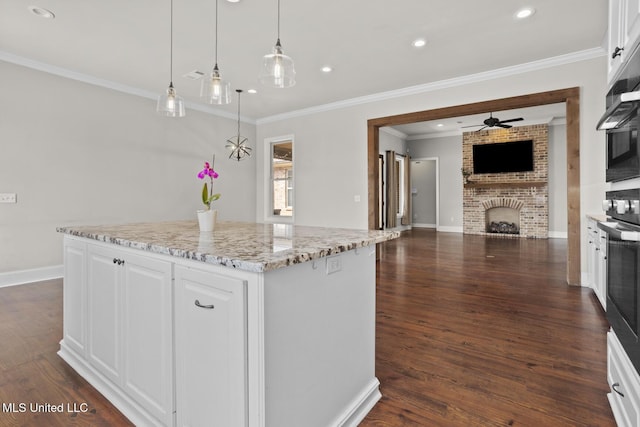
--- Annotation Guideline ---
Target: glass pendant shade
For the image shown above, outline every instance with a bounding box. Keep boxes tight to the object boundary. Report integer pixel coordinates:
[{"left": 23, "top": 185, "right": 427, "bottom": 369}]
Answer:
[
  {"left": 201, "top": 65, "right": 231, "bottom": 104},
  {"left": 259, "top": 39, "right": 296, "bottom": 88},
  {"left": 157, "top": 83, "right": 185, "bottom": 117}
]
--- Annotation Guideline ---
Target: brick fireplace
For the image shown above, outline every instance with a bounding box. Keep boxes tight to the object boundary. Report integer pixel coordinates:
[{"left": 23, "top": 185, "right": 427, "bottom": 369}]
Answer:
[{"left": 462, "top": 125, "right": 548, "bottom": 239}]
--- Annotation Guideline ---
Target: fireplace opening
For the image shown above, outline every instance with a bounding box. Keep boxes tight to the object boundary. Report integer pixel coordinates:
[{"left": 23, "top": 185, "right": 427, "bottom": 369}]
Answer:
[{"left": 485, "top": 207, "right": 520, "bottom": 235}]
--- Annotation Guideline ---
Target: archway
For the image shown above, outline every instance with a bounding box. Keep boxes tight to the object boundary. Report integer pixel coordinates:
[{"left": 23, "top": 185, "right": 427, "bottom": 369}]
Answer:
[{"left": 367, "top": 87, "right": 581, "bottom": 285}]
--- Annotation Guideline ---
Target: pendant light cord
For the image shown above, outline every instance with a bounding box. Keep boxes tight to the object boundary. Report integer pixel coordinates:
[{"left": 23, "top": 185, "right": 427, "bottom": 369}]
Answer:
[
  {"left": 236, "top": 90, "right": 242, "bottom": 136},
  {"left": 277, "top": 0, "right": 281, "bottom": 41},
  {"left": 214, "top": 0, "right": 219, "bottom": 65},
  {"left": 169, "top": 0, "right": 174, "bottom": 85}
]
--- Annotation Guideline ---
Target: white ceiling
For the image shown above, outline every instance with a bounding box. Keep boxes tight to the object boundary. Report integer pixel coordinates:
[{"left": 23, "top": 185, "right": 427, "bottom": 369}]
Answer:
[
  {"left": 0, "top": 0, "right": 607, "bottom": 121},
  {"left": 389, "top": 103, "right": 568, "bottom": 139}
]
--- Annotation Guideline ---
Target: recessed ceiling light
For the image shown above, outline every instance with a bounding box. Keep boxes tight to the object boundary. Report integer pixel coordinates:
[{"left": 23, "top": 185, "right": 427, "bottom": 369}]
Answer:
[
  {"left": 28, "top": 5, "right": 55, "bottom": 19},
  {"left": 321, "top": 66, "right": 333, "bottom": 73},
  {"left": 247, "top": 89, "right": 257, "bottom": 94},
  {"left": 412, "top": 38, "right": 427, "bottom": 48},
  {"left": 226, "top": 0, "right": 240, "bottom": 3},
  {"left": 515, "top": 7, "right": 535, "bottom": 19},
  {"left": 436, "top": 123, "right": 444, "bottom": 127}
]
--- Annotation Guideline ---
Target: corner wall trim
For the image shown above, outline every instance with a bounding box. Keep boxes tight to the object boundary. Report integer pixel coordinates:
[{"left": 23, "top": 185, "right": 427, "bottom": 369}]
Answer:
[{"left": 0, "top": 265, "right": 63, "bottom": 288}]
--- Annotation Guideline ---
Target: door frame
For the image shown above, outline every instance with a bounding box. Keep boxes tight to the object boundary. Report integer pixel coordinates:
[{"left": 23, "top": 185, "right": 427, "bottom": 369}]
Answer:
[
  {"left": 367, "top": 87, "right": 581, "bottom": 285},
  {"left": 410, "top": 157, "right": 440, "bottom": 230}
]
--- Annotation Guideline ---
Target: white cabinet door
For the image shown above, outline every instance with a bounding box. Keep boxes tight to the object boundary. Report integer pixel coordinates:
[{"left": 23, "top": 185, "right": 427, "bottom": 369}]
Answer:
[
  {"left": 175, "top": 266, "right": 247, "bottom": 427},
  {"left": 609, "top": 0, "right": 625, "bottom": 81},
  {"left": 87, "top": 244, "right": 122, "bottom": 385},
  {"left": 608, "top": 331, "right": 640, "bottom": 426},
  {"left": 63, "top": 238, "right": 87, "bottom": 356},
  {"left": 624, "top": 0, "right": 640, "bottom": 55},
  {"left": 122, "top": 252, "right": 174, "bottom": 426},
  {"left": 597, "top": 229, "right": 608, "bottom": 310}
]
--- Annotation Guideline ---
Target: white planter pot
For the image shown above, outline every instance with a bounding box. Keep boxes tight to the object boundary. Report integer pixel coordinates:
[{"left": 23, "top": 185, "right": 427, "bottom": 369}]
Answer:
[{"left": 197, "top": 209, "right": 217, "bottom": 232}]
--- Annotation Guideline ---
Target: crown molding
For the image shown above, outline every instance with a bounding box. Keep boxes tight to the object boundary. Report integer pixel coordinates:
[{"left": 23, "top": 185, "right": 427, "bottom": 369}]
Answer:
[
  {"left": 379, "top": 126, "right": 407, "bottom": 139},
  {"left": 1, "top": 47, "right": 604, "bottom": 128},
  {"left": 0, "top": 50, "right": 256, "bottom": 125},
  {"left": 256, "top": 47, "right": 606, "bottom": 125}
]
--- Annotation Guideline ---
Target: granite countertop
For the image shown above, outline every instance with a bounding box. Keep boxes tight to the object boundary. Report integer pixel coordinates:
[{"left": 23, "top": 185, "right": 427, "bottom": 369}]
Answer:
[
  {"left": 57, "top": 221, "right": 400, "bottom": 272},
  {"left": 586, "top": 213, "right": 609, "bottom": 222}
]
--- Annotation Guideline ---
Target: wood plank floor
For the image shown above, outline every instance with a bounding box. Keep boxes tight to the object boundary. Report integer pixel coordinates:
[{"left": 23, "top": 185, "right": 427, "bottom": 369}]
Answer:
[
  {"left": 0, "top": 229, "right": 615, "bottom": 426},
  {"left": 362, "top": 229, "right": 615, "bottom": 426}
]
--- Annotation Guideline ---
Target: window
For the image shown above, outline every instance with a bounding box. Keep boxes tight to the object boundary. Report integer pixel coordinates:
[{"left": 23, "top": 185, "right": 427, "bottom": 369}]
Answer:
[{"left": 271, "top": 140, "right": 293, "bottom": 217}]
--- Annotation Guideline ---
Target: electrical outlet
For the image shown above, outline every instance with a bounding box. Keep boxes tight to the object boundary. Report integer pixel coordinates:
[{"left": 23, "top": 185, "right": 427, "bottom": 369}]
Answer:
[
  {"left": 0, "top": 193, "right": 17, "bottom": 203},
  {"left": 326, "top": 255, "right": 342, "bottom": 275}
]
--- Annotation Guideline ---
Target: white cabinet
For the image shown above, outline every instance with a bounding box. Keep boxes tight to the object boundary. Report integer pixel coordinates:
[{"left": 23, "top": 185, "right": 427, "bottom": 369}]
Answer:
[
  {"left": 62, "top": 238, "right": 87, "bottom": 356},
  {"left": 174, "top": 265, "right": 247, "bottom": 427},
  {"left": 121, "top": 251, "right": 173, "bottom": 426},
  {"left": 597, "top": 228, "right": 608, "bottom": 310},
  {"left": 84, "top": 241, "right": 174, "bottom": 426},
  {"left": 624, "top": 0, "right": 640, "bottom": 56},
  {"left": 608, "top": 0, "right": 640, "bottom": 83},
  {"left": 586, "top": 218, "right": 607, "bottom": 310},
  {"left": 87, "top": 244, "right": 122, "bottom": 385},
  {"left": 608, "top": 330, "right": 640, "bottom": 426},
  {"left": 609, "top": 0, "right": 625, "bottom": 80}
]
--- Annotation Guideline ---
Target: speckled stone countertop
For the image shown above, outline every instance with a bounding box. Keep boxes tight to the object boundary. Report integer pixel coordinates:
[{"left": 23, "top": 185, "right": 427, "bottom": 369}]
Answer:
[{"left": 57, "top": 221, "right": 400, "bottom": 273}]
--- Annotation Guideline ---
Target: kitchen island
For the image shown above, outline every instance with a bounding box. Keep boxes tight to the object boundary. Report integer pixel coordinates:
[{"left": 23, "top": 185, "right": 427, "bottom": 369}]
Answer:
[{"left": 57, "top": 220, "right": 398, "bottom": 427}]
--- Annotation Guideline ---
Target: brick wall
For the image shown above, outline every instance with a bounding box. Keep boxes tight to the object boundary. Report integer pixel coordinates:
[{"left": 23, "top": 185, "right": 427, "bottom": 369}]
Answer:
[{"left": 462, "top": 125, "right": 549, "bottom": 238}]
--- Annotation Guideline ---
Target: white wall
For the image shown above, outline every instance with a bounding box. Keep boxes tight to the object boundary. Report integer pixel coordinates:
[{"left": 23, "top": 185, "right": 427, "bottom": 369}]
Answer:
[
  {"left": 549, "top": 123, "right": 568, "bottom": 236},
  {"left": 408, "top": 135, "right": 463, "bottom": 231},
  {"left": 0, "top": 61, "right": 256, "bottom": 276},
  {"left": 255, "top": 55, "right": 607, "bottom": 280}
]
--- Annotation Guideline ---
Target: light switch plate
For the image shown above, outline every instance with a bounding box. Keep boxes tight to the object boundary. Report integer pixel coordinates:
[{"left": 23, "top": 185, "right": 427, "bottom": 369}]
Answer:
[{"left": 0, "top": 193, "right": 17, "bottom": 203}]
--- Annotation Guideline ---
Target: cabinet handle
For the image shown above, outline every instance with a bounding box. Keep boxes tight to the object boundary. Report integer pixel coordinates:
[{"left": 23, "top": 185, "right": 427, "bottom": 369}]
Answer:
[
  {"left": 612, "top": 382, "right": 625, "bottom": 397},
  {"left": 612, "top": 46, "right": 624, "bottom": 59},
  {"left": 113, "top": 258, "right": 118, "bottom": 264},
  {"left": 194, "top": 299, "right": 215, "bottom": 309},
  {"left": 112, "top": 258, "right": 125, "bottom": 266}
]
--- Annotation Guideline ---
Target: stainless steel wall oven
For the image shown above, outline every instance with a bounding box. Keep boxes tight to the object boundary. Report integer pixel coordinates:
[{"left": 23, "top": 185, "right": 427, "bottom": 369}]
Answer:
[{"left": 600, "top": 190, "right": 640, "bottom": 375}]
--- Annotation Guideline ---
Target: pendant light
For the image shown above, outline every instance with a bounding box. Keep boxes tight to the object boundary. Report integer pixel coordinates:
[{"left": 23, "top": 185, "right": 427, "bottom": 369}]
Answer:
[
  {"left": 201, "top": 0, "right": 231, "bottom": 104},
  {"left": 259, "top": 0, "right": 296, "bottom": 88},
  {"left": 226, "top": 90, "right": 252, "bottom": 161},
  {"left": 157, "top": 0, "right": 185, "bottom": 117}
]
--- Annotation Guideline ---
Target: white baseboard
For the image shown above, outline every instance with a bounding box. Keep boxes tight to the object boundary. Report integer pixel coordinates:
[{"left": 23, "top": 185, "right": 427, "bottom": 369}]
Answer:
[
  {"left": 548, "top": 231, "right": 568, "bottom": 239},
  {"left": 412, "top": 223, "right": 436, "bottom": 229},
  {"left": 333, "top": 377, "right": 381, "bottom": 427},
  {"left": 437, "top": 226, "right": 463, "bottom": 233},
  {"left": 0, "top": 265, "right": 63, "bottom": 288}
]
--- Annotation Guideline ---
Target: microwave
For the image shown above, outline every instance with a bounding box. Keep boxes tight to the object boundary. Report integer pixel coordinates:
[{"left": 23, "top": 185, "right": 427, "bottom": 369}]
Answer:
[{"left": 599, "top": 44, "right": 640, "bottom": 182}]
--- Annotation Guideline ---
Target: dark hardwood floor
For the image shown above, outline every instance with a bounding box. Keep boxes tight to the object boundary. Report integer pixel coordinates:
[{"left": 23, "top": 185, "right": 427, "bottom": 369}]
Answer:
[
  {"left": 362, "top": 229, "right": 615, "bottom": 426},
  {"left": 0, "top": 229, "right": 615, "bottom": 426}
]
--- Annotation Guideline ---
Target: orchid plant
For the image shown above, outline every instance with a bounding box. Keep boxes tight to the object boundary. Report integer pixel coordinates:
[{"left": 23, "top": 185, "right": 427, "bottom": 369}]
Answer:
[{"left": 197, "top": 156, "right": 220, "bottom": 210}]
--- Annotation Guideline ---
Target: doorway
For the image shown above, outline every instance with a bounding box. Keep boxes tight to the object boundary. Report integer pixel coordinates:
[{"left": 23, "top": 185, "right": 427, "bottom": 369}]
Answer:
[
  {"left": 411, "top": 158, "right": 439, "bottom": 229},
  {"left": 367, "top": 88, "right": 581, "bottom": 285}
]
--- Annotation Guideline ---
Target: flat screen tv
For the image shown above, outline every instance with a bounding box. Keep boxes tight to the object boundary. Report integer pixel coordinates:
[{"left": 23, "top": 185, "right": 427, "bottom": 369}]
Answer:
[{"left": 472, "top": 140, "right": 534, "bottom": 174}]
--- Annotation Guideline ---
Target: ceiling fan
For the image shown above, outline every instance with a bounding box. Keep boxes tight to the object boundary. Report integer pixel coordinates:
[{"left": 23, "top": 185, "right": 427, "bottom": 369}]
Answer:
[{"left": 462, "top": 113, "right": 524, "bottom": 131}]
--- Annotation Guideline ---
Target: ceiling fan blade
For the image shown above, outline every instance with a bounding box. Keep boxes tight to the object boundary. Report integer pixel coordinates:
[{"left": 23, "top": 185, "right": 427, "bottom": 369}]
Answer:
[
  {"left": 498, "top": 118, "right": 524, "bottom": 124},
  {"left": 461, "top": 124, "right": 483, "bottom": 128},
  {"left": 475, "top": 126, "right": 488, "bottom": 131},
  {"left": 496, "top": 123, "right": 512, "bottom": 128}
]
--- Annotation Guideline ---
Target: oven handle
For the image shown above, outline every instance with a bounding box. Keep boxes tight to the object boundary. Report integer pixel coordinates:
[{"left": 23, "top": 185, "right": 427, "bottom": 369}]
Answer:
[{"left": 598, "top": 221, "right": 640, "bottom": 241}]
